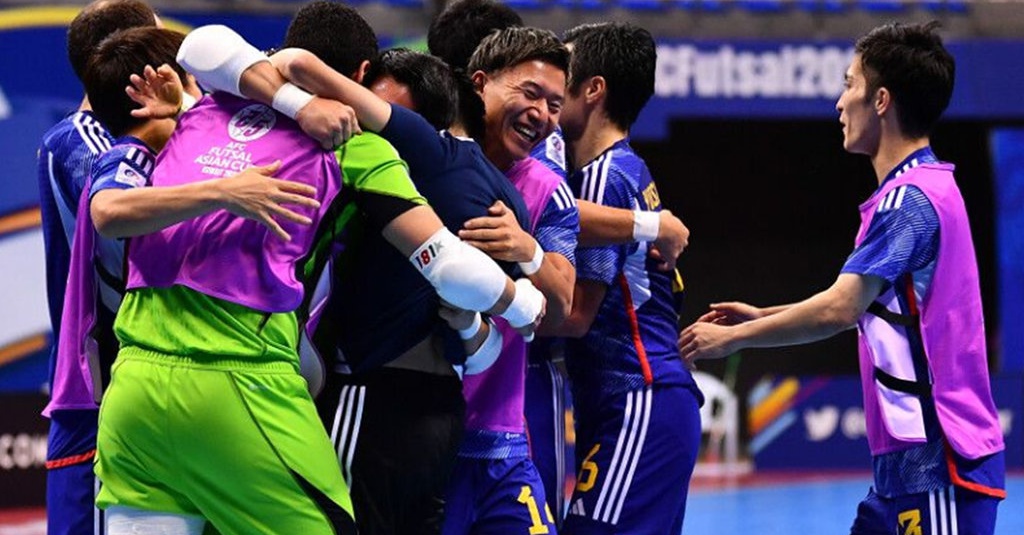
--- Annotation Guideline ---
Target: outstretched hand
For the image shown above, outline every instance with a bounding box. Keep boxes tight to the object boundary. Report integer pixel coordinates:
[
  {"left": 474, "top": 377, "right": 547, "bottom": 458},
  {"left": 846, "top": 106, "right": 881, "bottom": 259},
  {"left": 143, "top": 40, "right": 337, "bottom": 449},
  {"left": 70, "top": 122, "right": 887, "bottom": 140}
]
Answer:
[
  {"left": 127, "top": 64, "right": 184, "bottom": 120},
  {"left": 697, "top": 301, "right": 763, "bottom": 325},
  {"left": 678, "top": 321, "right": 736, "bottom": 368},
  {"left": 219, "top": 160, "right": 322, "bottom": 241}
]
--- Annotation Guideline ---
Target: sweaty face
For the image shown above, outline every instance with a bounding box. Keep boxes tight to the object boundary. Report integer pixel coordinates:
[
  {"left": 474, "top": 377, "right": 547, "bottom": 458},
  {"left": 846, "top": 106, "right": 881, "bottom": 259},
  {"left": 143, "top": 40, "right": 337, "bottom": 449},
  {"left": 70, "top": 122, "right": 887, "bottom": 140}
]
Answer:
[
  {"left": 478, "top": 60, "right": 565, "bottom": 169},
  {"left": 369, "top": 75, "right": 416, "bottom": 111},
  {"left": 835, "top": 55, "right": 880, "bottom": 156}
]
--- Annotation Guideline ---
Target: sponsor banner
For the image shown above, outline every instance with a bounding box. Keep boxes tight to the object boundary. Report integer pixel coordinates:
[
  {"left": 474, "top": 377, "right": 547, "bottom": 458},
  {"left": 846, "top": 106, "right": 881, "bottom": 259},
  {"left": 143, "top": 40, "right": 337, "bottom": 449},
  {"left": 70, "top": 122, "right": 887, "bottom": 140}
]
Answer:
[
  {"left": 0, "top": 394, "right": 48, "bottom": 508},
  {"left": 636, "top": 39, "right": 1024, "bottom": 138},
  {"left": 751, "top": 374, "right": 1023, "bottom": 470}
]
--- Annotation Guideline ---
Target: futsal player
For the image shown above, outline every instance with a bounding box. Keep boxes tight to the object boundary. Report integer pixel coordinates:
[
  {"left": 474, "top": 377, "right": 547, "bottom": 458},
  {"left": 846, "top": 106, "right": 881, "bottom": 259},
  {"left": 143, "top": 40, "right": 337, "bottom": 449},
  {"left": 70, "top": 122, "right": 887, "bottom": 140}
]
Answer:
[
  {"left": 680, "top": 21, "right": 1005, "bottom": 535},
  {"left": 552, "top": 23, "right": 704, "bottom": 535}
]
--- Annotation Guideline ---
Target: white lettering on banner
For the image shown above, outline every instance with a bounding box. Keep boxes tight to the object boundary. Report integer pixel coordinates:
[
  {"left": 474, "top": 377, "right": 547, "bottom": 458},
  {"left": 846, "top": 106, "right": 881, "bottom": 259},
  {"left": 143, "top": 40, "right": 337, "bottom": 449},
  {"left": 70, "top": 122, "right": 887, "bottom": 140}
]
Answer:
[
  {"left": 656, "top": 44, "right": 855, "bottom": 99},
  {"left": 804, "top": 406, "right": 839, "bottom": 442},
  {"left": 998, "top": 409, "right": 1013, "bottom": 436},
  {"left": 0, "top": 83, "right": 10, "bottom": 119},
  {"left": 0, "top": 433, "right": 47, "bottom": 470},
  {"left": 841, "top": 407, "right": 867, "bottom": 439}
]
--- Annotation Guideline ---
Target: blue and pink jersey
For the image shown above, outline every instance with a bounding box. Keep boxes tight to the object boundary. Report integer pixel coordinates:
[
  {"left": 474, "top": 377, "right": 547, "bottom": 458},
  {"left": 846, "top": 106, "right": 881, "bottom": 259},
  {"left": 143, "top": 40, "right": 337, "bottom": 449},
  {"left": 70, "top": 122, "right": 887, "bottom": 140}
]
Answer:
[
  {"left": 459, "top": 157, "right": 578, "bottom": 457},
  {"left": 842, "top": 147, "right": 1005, "bottom": 498},
  {"left": 47, "top": 137, "right": 154, "bottom": 416}
]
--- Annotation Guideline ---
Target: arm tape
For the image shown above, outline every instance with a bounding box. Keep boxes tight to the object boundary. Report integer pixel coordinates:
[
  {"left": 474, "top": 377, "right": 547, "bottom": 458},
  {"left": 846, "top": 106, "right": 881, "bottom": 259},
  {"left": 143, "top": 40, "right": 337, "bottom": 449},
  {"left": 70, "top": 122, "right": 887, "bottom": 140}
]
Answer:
[
  {"left": 410, "top": 227, "right": 506, "bottom": 312},
  {"left": 177, "top": 25, "right": 269, "bottom": 97},
  {"left": 633, "top": 209, "right": 660, "bottom": 243},
  {"left": 463, "top": 320, "right": 503, "bottom": 375}
]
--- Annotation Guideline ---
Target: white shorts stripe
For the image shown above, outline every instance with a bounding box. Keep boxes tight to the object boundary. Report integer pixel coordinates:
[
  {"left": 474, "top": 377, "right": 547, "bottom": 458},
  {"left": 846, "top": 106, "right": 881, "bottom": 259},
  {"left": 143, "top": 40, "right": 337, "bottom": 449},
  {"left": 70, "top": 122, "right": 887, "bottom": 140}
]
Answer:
[
  {"left": 929, "top": 490, "right": 938, "bottom": 535},
  {"left": 938, "top": 487, "right": 948, "bottom": 535},
  {"left": 344, "top": 386, "right": 367, "bottom": 484},
  {"left": 948, "top": 485, "right": 958, "bottom": 535},
  {"left": 592, "top": 390, "right": 636, "bottom": 521},
  {"left": 610, "top": 387, "right": 653, "bottom": 524}
]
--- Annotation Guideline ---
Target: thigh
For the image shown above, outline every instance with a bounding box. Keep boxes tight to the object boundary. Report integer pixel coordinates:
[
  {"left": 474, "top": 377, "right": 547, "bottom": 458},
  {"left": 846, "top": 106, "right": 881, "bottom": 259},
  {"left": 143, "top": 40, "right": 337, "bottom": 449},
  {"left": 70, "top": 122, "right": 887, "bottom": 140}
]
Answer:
[
  {"left": 179, "top": 366, "right": 356, "bottom": 535},
  {"left": 525, "top": 360, "right": 569, "bottom": 526},
  {"left": 325, "top": 369, "right": 465, "bottom": 535},
  {"left": 47, "top": 409, "right": 101, "bottom": 535},
  {"left": 564, "top": 386, "right": 700, "bottom": 535},
  {"left": 472, "top": 458, "right": 557, "bottom": 535},
  {"left": 851, "top": 485, "right": 1001, "bottom": 535}
]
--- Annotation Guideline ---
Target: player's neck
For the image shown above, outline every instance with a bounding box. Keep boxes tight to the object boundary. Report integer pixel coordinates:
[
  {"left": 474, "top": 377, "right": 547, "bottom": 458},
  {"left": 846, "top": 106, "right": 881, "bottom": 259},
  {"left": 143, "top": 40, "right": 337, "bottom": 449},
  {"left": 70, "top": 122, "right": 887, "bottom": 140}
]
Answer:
[
  {"left": 78, "top": 95, "right": 92, "bottom": 112},
  {"left": 570, "top": 116, "right": 628, "bottom": 170},
  {"left": 871, "top": 134, "right": 930, "bottom": 185},
  {"left": 125, "top": 118, "right": 176, "bottom": 153}
]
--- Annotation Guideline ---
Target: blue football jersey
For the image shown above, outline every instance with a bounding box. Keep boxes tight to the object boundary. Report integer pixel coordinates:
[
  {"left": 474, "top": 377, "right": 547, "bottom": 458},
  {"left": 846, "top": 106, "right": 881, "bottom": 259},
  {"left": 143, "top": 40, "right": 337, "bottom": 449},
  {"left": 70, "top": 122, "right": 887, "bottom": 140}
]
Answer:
[{"left": 566, "top": 139, "right": 696, "bottom": 398}]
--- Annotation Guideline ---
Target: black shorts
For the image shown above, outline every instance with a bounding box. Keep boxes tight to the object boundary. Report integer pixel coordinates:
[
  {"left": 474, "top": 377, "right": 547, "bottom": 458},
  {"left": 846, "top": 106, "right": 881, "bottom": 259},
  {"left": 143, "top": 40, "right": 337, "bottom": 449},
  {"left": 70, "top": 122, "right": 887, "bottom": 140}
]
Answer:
[{"left": 316, "top": 367, "right": 465, "bottom": 535}]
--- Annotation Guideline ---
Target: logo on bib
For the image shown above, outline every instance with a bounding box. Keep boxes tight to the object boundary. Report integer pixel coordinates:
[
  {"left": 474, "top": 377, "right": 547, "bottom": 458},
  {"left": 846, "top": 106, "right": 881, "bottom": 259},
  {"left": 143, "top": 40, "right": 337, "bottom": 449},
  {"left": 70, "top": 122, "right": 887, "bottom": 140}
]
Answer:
[{"left": 228, "top": 104, "right": 276, "bottom": 142}]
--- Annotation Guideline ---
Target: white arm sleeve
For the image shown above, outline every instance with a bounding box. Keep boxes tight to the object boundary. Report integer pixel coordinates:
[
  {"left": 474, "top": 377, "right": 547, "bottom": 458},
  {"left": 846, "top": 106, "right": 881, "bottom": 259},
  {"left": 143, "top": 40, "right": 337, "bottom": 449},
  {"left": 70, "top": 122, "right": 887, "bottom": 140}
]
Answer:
[
  {"left": 410, "top": 227, "right": 507, "bottom": 312},
  {"left": 462, "top": 320, "right": 503, "bottom": 376},
  {"left": 176, "top": 25, "right": 269, "bottom": 97}
]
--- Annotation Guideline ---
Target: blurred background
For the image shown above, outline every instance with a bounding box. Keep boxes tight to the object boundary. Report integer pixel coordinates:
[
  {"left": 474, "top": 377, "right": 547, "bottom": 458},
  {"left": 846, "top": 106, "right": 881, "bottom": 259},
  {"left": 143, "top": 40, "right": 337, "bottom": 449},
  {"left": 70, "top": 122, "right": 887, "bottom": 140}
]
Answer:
[{"left": 0, "top": 0, "right": 1021, "bottom": 532}]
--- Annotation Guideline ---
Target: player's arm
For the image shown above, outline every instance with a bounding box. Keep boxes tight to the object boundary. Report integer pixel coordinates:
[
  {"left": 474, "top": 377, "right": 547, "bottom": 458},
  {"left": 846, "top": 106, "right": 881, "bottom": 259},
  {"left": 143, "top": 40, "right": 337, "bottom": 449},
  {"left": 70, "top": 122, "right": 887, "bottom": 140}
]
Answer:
[
  {"left": 539, "top": 278, "right": 605, "bottom": 338},
  {"left": 679, "top": 273, "right": 883, "bottom": 365},
  {"left": 175, "top": 25, "right": 358, "bottom": 149},
  {"left": 459, "top": 200, "right": 575, "bottom": 327},
  {"left": 438, "top": 305, "right": 503, "bottom": 375},
  {"left": 381, "top": 204, "right": 545, "bottom": 332},
  {"left": 91, "top": 160, "right": 320, "bottom": 241},
  {"left": 577, "top": 200, "right": 689, "bottom": 270}
]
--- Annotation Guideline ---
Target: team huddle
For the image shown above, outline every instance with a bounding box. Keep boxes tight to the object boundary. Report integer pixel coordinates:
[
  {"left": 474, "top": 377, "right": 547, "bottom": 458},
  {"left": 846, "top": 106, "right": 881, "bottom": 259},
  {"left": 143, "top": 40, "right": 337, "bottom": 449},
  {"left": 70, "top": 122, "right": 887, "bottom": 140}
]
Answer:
[{"left": 37, "top": 0, "right": 1005, "bottom": 534}]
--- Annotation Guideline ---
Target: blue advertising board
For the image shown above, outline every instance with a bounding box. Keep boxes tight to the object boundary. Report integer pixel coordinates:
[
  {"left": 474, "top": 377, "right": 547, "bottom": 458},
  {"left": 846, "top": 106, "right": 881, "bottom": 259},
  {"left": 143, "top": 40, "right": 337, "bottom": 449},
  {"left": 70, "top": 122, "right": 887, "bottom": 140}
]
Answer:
[{"left": 751, "top": 375, "right": 1023, "bottom": 470}]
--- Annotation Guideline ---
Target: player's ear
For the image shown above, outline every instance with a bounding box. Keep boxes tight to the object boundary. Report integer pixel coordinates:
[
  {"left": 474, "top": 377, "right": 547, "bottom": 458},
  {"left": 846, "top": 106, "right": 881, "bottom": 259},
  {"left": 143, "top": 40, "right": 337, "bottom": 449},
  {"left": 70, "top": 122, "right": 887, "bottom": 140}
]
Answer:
[
  {"left": 873, "top": 86, "right": 890, "bottom": 117},
  {"left": 470, "top": 70, "right": 488, "bottom": 93},
  {"left": 585, "top": 75, "right": 605, "bottom": 104},
  {"left": 353, "top": 60, "right": 372, "bottom": 85}
]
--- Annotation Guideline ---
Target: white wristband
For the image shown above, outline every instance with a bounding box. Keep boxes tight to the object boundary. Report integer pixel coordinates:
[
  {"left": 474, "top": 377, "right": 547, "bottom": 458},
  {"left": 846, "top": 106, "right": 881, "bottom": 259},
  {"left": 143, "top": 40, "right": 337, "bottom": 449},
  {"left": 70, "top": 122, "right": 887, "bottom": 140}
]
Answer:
[
  {"left": 501, "top": 278, "right": 544, "bottom": 330},
  {"left": 517, "top": 240, "right": 544, "bottom": 276},
  {"left": 176, "top": 92, "right": 197, "bottom": 119},
  {"left": 463, "top": 319, "right": 503, "bottom": 375},
  {"left": 272, "top": 82, "right": 315, "bottom": 120},
  {"left": 457, "top": 312, "right": 483, "bottom": 340},
  {"left": 633, "top": 209, "right": 660, "bottom": 243}
]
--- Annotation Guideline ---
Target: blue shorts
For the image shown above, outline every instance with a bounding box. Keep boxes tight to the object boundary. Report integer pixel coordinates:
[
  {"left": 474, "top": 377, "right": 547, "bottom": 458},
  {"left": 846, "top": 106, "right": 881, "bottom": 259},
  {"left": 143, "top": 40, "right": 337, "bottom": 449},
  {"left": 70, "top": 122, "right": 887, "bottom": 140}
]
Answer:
[
  {"left": 850, "top": 485, "right": 1001, "bottom": 535},
  {"left": 47, "top": 408, "right": 102, "bottom": 535},
  {"left": 442, "top": 455, "right": 557, "bottom": 535},
  {"left": 563, "top": 385, "right": 700, "bottom": 535},
  {"left": 525, "top": 358, "right": 571, "bottom": 526}
]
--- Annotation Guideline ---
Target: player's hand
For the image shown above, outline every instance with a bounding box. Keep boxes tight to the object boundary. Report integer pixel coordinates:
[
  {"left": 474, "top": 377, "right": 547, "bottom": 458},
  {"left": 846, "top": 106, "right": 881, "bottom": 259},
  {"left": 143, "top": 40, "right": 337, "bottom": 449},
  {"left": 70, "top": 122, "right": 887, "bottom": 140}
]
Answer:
[
  {"left": 294, "top": 97, "right": 361, "bottom": 150},
  {"left": 697, "top": 301, "right": 763, "bottom": 325},
  {"left": 459, "top": 201, "right": 535, "bottom": 262},
  {"left": 514, "top": 295, "right": 546, "bottom": 342},
  {"left": 218, "top": 160, "right": 321, "bottom": 241},
  {"left": 678, "top": 321, "right": 736, "bottom": 368},
  {"left": 127, "top": 64, "right": 184, "bottom": 120},
  {"left": 651, "top": 209, "right": 689, "bottom": 271}
]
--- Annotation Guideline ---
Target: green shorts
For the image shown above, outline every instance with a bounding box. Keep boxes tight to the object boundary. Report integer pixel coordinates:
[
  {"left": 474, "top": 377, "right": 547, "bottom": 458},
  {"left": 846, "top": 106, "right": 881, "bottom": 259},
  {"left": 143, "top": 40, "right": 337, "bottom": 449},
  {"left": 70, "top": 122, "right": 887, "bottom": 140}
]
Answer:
[{"left": 96, "top": 347, "right": 356, "bottom": 535}]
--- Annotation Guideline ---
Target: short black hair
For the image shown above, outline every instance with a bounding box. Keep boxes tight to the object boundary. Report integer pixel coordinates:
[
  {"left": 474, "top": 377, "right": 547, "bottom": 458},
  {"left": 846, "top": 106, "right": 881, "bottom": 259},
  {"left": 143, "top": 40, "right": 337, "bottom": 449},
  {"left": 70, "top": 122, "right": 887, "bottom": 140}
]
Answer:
[
  {"left": 855, "top": 21, "right": 955, "bottom": 138},
  {"left": 283, "top": 0, "right": 378, "bottom": 78},
  {"left": 67, "top": 0, "right": 157, "bottom": 83},
  {"left": 564, "top": 22, "right": 656, "bottom": 131},
  {"left": 364, "top": 48, "right": 459, "bottom": 131},
  {"left": 467, "top": 26, "right": 568, "bottom": 78},
  {"left": 84, "top": 27, "right": 186, "bottom": 136},
  {"left": 428, "top": 0, "right": 523, "bottom": 71}
]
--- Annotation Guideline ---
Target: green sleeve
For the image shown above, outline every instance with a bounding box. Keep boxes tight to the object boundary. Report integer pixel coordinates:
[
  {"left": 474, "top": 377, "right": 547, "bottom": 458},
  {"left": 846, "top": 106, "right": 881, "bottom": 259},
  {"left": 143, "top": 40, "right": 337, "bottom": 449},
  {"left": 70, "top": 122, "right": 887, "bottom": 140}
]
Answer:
[{"left": 335, "top": 133, "right": 427, "bottom": 205}]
